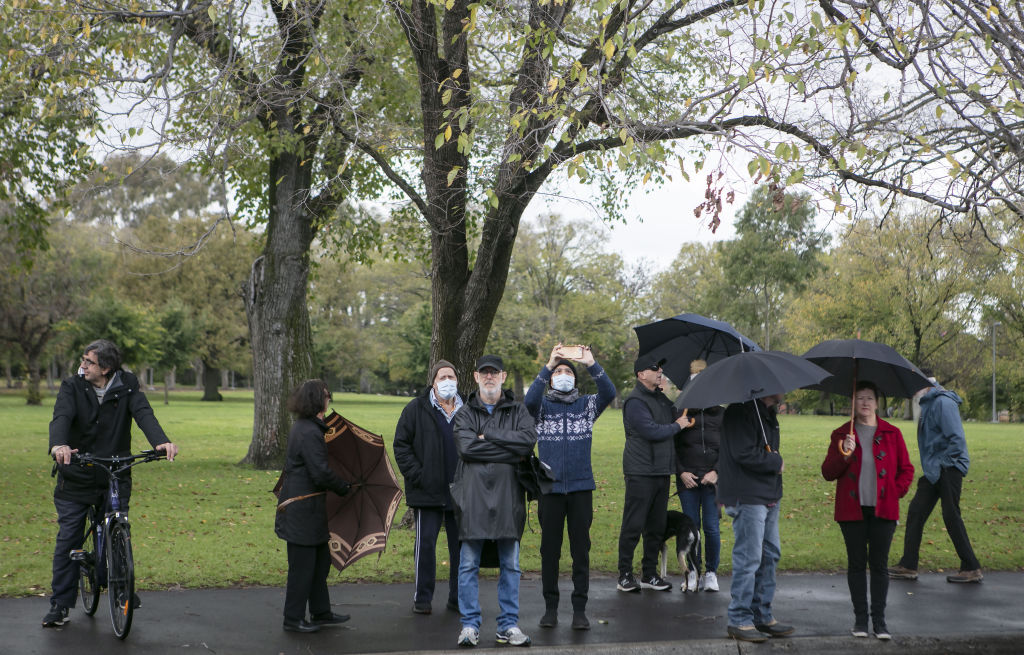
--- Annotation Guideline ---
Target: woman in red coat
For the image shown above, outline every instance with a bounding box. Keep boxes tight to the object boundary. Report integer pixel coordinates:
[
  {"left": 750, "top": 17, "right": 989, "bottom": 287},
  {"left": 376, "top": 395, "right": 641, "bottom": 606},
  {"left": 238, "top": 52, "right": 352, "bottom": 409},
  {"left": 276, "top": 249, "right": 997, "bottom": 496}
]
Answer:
[{"left": 821, "top": 381, "right": 914, "bottom": 641}]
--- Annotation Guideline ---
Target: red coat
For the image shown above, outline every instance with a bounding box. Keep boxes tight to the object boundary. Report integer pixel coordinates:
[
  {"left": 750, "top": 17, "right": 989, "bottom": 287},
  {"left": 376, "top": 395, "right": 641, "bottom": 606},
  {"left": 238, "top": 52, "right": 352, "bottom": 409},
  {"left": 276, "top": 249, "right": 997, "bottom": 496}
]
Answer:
[{"left": 821, "top": 418, "right": 914, "bottom": 522}]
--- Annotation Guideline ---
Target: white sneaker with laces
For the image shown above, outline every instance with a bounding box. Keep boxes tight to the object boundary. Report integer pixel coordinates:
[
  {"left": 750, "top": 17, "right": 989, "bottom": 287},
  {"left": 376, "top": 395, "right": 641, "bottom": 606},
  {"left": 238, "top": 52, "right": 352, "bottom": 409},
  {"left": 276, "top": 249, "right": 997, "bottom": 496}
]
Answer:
[
  {"left": 458, "top": 626, "right": 479, "bottom": 647},
  {"left": 495, "top": 625, "right": 531, "bottom": 646},
  {"left": 703, "top": 571, "right": 719, "bottom": 592}
]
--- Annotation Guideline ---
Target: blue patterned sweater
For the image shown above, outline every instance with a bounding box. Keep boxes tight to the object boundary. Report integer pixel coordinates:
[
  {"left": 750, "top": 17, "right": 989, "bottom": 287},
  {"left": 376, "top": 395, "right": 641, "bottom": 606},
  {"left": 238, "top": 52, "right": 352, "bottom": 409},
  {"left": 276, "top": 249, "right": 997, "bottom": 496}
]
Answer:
[{"left": 524, "top": 363, "right": 617, "bottom": 494}]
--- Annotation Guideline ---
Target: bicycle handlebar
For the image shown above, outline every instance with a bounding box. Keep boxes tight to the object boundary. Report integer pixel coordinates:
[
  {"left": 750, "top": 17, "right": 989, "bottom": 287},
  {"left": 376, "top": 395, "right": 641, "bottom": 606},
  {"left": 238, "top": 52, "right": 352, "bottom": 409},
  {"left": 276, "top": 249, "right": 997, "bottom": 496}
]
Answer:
[{"left": 68, "top": 450, "right": 166, "bottom": 477}]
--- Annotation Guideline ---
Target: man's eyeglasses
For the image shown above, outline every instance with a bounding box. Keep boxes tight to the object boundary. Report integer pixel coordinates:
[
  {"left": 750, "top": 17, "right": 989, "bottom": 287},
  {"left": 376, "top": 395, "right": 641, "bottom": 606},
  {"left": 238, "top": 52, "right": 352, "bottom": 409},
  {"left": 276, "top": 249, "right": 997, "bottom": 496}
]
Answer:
[
  {"left": 478, "top": 368, "right": 502, "bottom": 378},
  {"left": 81, "top": 357, "right": 99, "bottom": 368}
]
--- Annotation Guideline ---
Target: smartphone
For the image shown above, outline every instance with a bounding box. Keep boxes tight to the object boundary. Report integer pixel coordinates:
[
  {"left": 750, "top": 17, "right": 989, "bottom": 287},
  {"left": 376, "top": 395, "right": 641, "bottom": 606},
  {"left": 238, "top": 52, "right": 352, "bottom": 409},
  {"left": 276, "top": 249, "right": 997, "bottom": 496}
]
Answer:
[{"left": 560, "top": 345, "right": 584, "bottom": 359}]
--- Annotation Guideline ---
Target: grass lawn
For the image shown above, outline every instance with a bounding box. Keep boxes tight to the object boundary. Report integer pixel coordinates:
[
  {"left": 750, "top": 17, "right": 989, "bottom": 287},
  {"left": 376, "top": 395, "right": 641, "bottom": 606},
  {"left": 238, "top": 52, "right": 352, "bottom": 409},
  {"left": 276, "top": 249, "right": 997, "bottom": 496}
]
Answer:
[{"left": 2, "top": 388, "right": 1021, "bottom": 598}]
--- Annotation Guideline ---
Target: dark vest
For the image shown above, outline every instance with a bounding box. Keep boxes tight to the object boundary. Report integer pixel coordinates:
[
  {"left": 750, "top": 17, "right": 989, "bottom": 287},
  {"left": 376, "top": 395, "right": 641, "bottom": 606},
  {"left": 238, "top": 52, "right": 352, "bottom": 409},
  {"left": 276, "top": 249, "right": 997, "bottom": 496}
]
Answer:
[{"left": 622, "top": 383, "right": 676, "bottom": 476}]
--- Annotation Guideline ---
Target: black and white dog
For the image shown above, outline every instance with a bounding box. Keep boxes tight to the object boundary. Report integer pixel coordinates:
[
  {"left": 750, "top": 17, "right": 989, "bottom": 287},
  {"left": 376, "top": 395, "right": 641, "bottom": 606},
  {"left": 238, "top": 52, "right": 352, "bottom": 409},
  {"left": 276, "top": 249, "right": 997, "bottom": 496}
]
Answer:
[{"left": 659, "top": 510, "right": 701, "bottom": 592}]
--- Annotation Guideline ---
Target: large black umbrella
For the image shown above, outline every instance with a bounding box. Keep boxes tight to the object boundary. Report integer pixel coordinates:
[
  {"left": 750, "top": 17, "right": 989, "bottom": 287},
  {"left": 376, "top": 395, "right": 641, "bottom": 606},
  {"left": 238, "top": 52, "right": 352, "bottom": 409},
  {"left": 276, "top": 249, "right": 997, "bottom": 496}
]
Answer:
[
  {"left": 801, "top": 339, "right": 931, "bottom": 398},
  {"left": 673, "top": 350, "right": 832, "bottom": 409},
  {"left": 634, "top": 313, "right": 761, "bottom": 388}
]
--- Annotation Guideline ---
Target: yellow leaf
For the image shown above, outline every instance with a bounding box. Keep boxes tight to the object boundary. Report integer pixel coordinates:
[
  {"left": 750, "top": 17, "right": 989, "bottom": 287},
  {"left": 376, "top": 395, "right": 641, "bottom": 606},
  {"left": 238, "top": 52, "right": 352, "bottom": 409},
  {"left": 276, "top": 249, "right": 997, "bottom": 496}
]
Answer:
[
  {"left": 603, "top": 40, "right": 615, "bottom": 59},
  {"left": 445, "top": 125, "right": 452, "bottom": 141},
  {"left": 453, "top": 68, "right": 463, "bottom": 79},
  {"left": 547, "top": 77, "right": 558, "bottom": 93}
]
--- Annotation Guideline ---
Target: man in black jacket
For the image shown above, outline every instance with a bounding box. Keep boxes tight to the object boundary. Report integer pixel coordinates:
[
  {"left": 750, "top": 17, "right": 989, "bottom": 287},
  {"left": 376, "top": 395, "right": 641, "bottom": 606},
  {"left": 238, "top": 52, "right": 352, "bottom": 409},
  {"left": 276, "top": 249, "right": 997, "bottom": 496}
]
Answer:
[
  {"left": 616, "top": 354, "right": 692, "bottom": 594},
  {"left": 393, "top": 359, "right": 464, "bottom": 615},
  {"left": 718, "top": 394, "right": 794, "bottom": 643},
  {"left": 44, "top": 339, "right": 178, "bottom": 628}
]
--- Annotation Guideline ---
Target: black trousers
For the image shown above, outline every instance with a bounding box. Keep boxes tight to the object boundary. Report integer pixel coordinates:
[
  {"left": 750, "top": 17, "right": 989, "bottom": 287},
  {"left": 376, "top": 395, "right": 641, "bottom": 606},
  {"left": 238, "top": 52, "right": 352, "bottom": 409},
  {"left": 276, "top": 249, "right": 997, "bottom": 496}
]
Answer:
[
  {"left": 897, "top": 467, "right": 980, "bottom": 571},
  {"left": 51, "top": 492, "right": 116, "bottom": 608},
  {"left": 539, "top": 490, "right": 593, "bottom": 611},
  {"left": 839, "top": 506, "right": 896, "bottom": 626},
  {"left": 413, "top": 508, "right": 460, "bottom": 606},
  {"left": 617, "top": 475, "right": 669, "bottom": 578},
  {"left": 284, "top": 542, "right": 332, "bottom": 622}
]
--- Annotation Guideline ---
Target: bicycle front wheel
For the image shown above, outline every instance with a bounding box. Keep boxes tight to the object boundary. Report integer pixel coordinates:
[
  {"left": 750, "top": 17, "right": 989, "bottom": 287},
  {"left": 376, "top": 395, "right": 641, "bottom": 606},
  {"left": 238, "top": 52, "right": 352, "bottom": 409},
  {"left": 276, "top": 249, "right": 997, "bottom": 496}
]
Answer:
[
  {"left": 106, "top": 521, "right": 135, "bottom": 639},
  {"left": 78, "top": 508, "right": 100, "bottom": 616}
]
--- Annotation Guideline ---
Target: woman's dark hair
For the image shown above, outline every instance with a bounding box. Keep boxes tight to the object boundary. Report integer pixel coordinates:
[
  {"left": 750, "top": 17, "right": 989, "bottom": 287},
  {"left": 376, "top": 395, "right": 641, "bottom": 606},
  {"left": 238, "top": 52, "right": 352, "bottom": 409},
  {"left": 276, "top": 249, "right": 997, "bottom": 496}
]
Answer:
[
  {"left": 85, "top": 339, "right": 122, "bottom": 373},
  {"left": 287, "top": 379, "right": 331, "bottom": 419},
  {"left": 854, "top": 380, "right": 880, "bottom": 400}
]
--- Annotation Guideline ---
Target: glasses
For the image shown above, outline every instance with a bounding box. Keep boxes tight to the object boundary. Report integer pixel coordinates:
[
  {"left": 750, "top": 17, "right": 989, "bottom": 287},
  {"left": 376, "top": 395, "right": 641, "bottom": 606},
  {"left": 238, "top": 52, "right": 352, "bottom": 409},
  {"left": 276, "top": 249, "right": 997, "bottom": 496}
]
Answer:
[
  {"left": 647, "top": 365, "right": 662, "bottom": 372},
  {"left": 477, "top": 369, "right": 502, "bottom": 378},
  {"left": 81, "top": 357, "right": 99, "bottom": 368}
]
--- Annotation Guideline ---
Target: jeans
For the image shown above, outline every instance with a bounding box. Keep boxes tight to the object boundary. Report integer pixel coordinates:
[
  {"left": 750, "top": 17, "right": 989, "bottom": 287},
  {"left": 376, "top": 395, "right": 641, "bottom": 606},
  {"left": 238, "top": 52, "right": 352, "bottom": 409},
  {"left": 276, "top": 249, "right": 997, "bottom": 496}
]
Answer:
[
  {"left": 898, "top": 467, "right": 980, "bottom": 571},
  {"left": 413, "top": 508, "right": 460, "bottom": 606},
  {"left": 724, "top": 503, "right": 780, "bottom": 627},
  {"left": 539, "top": 491, "right": 592, "bottom": 611},
  {"left": 678, "top": 483, "right": 721, "bottom": 572},
  {"left": 839, "top": 506, "right": 896, "bottom": 627},
  {"left": 617, "top": 475, "right": 669, "bottom": 577},
  {"left": 458, "top": 539, "right": 520, "bottom": 631}
]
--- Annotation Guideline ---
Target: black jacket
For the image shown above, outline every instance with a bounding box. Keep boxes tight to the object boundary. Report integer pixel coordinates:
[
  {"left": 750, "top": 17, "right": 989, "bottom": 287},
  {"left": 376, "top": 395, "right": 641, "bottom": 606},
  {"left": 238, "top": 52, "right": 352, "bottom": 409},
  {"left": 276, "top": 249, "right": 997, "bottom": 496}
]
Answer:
[
  {"left": 49, "top": 371, "right": 169, "bottom": 503},
  {"left": 717, "top": 400, "right": 783, "bottom": 506},
  {"left": 274, "top": 417, "right": 351, "bottom": 546},
  {"left": 621, "top": 383, "right": 678, "bottom": 476},
  {"left": 674, "top": 406, "right": 723, "bottom": 479},
  {"left": 450, "top": 390, "right": 537, "bottom": 540},
  {"left": 393, "top": 389, "right": 462, "bottom": 508}
]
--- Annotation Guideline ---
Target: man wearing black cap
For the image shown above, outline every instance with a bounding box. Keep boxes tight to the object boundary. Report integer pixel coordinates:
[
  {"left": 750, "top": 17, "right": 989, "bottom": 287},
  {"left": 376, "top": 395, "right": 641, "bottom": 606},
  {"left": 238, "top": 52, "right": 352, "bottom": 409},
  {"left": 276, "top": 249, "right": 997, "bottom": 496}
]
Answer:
[
  {"left": 451, "top": 355, "right": 537, "bottom": 648},
  {"left": 616, "top": 354, "right": 693, "bottom": 593}
]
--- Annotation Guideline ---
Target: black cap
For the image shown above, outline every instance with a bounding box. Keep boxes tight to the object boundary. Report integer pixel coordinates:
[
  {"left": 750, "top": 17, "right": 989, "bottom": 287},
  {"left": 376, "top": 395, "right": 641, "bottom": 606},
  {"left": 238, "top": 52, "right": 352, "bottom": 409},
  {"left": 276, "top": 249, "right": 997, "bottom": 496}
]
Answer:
[
  {"left": 551, "top": 358, "right": 578, "bottom": 379},
  {"left": 634, "top": 354, "right": 667, "bottom": 374},
  {"left": 475, "top": 354, "right": 504, "bottom": 372}
]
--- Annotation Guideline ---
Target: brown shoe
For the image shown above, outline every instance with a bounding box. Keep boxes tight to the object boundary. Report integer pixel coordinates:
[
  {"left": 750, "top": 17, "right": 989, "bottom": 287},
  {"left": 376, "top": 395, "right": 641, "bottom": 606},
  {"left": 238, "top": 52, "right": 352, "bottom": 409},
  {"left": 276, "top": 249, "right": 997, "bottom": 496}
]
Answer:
[
  {"left": 888, "top": 565, "right": 918, "bottom": 580},
  {"left": 947, "top": 569, "right": 983, "bottom": 583}
]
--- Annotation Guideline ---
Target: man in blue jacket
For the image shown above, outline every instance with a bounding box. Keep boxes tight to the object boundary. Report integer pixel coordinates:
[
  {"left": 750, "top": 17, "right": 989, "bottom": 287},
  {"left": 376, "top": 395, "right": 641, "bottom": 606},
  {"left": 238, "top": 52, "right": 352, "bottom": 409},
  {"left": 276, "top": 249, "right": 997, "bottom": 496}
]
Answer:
[
  {"left": 890, "top": 371, "right": 982, "bottom": 583},
  {"left": 525, "top": 344, "right": 616, "bottom": 630}
]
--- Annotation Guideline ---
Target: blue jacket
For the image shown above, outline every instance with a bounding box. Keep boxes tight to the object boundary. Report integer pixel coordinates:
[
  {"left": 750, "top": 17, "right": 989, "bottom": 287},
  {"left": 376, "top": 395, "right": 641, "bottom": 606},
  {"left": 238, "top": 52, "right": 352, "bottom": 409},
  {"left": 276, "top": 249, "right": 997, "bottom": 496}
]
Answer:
[
  {"left": 524, "top": 363, "right": 617, "bottom": 494},
  {"left": 917, "top": 388, "right": 969, "bottom": 483}
]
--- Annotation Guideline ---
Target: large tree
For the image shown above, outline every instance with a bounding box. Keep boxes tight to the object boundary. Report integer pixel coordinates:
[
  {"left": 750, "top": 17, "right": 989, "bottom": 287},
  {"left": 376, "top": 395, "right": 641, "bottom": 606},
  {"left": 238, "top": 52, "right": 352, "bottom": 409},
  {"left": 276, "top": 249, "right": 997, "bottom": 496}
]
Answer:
[{"left": 18, "top": 0, "right": 1024, "bottom": 466}]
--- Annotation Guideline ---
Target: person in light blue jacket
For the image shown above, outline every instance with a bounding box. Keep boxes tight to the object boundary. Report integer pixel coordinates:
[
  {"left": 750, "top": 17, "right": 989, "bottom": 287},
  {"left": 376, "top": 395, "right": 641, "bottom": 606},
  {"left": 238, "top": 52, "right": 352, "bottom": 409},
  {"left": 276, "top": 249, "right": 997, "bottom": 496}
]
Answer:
[
  {"left": 524, "top": 344, "right": 616, "bottom": 631},
  {"left": 890, "top": 370, "right": 982, "bottom": 583}
]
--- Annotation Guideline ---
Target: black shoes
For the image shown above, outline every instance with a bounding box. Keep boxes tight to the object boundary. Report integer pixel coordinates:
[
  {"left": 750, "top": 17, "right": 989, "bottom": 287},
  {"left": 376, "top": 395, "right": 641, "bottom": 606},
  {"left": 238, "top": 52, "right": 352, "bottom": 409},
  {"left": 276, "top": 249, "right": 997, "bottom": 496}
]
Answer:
[
  {"left": 640, "top": 574, "right": 671, "bottom": 591},
  {"left": 727, "top": 625, "right": 767, "bottom": 642},
  {"left": 42, "top": 603, "right": 69, "bottom": 628},
  {"left": 539, "top": 609, "right": 557, "bottom": 628},
  {"left": 310, "top": 611, "right": 351, "bottom": 626},
  {"left": 283, "top": 619, "right": 320, "bottom": 633},
  {"left": 616, "top": 572, "right": 640, "bottom": 592},
  {"left": 413, "top": 602, "right": 432, "bottom": 615},
  {"left": 571, "top": 611, "right": 590, "bottom": 631},
  {"left": 755, "top": 620, "right": 796, "bottom": 637}
]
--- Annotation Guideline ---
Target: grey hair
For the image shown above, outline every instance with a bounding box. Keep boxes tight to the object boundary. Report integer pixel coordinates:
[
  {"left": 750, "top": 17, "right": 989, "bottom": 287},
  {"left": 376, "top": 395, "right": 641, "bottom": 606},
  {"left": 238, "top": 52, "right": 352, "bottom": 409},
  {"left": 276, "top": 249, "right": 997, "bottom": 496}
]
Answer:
[{"left": 84, "top": 339, "right": 122, "bottom": 372}]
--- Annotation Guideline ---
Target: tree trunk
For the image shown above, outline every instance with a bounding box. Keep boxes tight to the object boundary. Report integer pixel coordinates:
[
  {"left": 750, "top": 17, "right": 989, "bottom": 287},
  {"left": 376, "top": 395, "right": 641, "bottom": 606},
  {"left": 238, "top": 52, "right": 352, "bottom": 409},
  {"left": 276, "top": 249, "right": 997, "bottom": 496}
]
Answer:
[
  {"left": 201, "top": 362, "right": 223, "bottom": 401},
  {"left": 241, "top": 151, "right": 315, "bottom": 469},
  {"left": 25, "top": 351, "right": 42, "bottom": 406}
]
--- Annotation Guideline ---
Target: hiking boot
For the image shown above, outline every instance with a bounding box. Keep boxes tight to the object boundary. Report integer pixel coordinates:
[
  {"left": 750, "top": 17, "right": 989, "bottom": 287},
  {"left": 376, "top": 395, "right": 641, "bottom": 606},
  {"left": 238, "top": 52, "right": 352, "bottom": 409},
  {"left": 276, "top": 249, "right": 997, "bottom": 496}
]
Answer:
[
  {"left": 947, "top": 569, "right": 983, "bottom": 583},
  {"left": 700, "top": 571, "right": 719, "bottom": 592},
  {"left": 755, "top": 619, "right": 795, "bottom": 637},
  {"left": 616, "top": 572, "right": 640, "bottom": 592},
  {"left": 640, "top": 573, "right": 671, "bottom": 591},
  {"left": 42, "top": 603, "right": 69, "bottom": 628},
  {"left": 495, "top": 625, "right": 531, "bottom": 646},
  {"left": 888, "top": 565, "right": 918, "bottom": 580},
  {"left": 457, "top": 626, "right": 479, "bottom": 648},
  {"left": 727, "top": 625, "right": 767, "bottom": 642},
  {"left": 539, "top": 608, "right": 557, "bottom": 627},
  {"left": 571, "top": 611, "right": 590, "bottom": 630}
]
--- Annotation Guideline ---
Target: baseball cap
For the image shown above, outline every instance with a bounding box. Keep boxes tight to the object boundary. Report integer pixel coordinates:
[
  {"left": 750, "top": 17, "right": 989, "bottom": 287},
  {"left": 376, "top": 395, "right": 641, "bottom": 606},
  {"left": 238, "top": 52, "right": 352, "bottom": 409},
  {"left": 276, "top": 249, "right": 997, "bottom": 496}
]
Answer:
[
  {"left": 475, "top": 354, "right": 504, "bottom": 372},
  {"left": 634, "top": 354, "right": 667, "bottom": 374}
]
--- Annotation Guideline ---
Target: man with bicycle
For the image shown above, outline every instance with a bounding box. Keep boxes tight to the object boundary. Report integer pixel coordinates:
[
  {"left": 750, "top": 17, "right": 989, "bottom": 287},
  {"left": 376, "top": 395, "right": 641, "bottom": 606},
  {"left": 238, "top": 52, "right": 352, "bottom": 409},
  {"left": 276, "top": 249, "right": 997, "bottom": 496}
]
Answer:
[{"left": 44, "top": 339, "right": 178, "bottom": 628}]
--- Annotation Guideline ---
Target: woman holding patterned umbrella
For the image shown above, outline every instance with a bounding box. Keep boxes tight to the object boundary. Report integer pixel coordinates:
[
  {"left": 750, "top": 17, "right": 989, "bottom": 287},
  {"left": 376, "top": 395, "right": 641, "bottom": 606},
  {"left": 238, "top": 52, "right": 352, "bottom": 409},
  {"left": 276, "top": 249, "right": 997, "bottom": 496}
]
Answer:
[{"left": 821, "top": 381, "right": 914, "bottom": 641}]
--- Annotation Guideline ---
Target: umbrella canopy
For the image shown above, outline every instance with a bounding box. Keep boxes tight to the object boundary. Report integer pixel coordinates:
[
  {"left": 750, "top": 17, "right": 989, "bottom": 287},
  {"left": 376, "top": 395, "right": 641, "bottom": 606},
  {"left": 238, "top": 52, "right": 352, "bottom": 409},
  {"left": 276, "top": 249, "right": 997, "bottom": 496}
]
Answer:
[
  {"left": 801, "top": 339, "right": 931, "bottom": 398},
  {"left": 273, "top": 411, "right": 403, "bottom": 572},
  {"left": 634, "top": 313, "right": 761, "bottom": 388},
  {"left": 673, "top": 350, "right": 832, "bottom": 409}
]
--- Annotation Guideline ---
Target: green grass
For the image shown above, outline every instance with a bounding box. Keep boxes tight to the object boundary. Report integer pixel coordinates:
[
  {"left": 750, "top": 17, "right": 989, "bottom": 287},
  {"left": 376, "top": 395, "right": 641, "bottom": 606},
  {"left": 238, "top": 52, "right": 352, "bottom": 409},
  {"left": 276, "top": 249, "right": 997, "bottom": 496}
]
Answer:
[{"left": 2, "top": 389, "right": 1021, "bottom": 598}]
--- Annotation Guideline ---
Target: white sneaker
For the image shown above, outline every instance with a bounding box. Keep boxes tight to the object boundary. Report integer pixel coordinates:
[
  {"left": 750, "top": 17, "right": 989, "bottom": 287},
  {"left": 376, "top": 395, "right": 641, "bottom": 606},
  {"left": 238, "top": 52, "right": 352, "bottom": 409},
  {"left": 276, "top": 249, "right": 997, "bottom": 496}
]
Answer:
[
  {"left": 495, "top": 625, "right": 531, "bottom": 646},
  {"left": 458, "top": 626, "right": 479, "bottom": 647},
  {"left": 702, "top": 571, "right": 719, "bottom": 592},
  {"left": 685, "top": 570, "right": 698, "bottom": 592}
]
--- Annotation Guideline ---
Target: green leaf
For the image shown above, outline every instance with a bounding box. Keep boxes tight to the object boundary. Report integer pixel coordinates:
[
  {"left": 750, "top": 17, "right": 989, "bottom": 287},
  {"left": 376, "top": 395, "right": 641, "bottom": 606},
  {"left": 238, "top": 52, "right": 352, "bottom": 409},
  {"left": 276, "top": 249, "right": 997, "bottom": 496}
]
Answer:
[{"left": 446, "top": 166, "right": 461, "bottom": 187}]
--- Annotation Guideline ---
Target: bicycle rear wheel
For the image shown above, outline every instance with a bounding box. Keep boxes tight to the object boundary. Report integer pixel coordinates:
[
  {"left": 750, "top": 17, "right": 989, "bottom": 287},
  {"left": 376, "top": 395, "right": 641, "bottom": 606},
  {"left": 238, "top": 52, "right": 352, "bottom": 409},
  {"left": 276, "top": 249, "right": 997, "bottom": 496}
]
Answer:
[
  {"left": 106, "top": 521, "right": 135, "bottom": 639},
  {"left": 78, "top": 509, "right": 100, "bottom": 616}
]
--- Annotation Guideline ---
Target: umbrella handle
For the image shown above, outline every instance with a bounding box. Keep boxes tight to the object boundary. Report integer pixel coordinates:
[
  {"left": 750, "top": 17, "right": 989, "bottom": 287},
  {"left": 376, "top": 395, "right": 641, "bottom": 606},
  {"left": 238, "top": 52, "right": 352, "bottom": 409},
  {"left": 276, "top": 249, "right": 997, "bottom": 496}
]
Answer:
[{"left": 840, "top": 360, "right": 857, "bottom": 456}]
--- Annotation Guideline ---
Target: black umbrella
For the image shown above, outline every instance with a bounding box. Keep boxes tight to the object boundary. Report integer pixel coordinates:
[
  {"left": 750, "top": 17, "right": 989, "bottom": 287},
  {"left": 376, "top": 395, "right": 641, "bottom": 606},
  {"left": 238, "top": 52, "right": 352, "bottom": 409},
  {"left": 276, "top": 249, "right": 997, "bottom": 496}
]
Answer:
[
  {"left": 634, "top": 313, "right": 761, "bottom": 388},
  {"left": 801, "top": 339, "right": 931, "bottom": 398},
  {"left": 673, "top": 350, "right": 832, "bottom": 409}
]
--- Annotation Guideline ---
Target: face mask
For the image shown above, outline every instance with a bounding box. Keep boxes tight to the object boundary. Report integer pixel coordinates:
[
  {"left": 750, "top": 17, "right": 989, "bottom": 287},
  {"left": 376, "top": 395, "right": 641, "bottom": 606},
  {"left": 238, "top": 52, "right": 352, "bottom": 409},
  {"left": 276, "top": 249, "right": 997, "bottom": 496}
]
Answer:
[
  {"left": 435, "top": 379, "right": 458, "bottom": 400},
  {"left": 551, "top": 374, "right": 575, "bottom": 392}
]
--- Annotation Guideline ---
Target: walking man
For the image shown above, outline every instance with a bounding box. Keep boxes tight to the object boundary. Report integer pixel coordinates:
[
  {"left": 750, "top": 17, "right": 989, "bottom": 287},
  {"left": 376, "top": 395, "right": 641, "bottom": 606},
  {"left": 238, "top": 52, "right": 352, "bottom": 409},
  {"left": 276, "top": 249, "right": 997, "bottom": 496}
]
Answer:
[
  {"left": 719, "top": 393, "right": 794, "bottom": 643},
  {"left": 525, "top": 344, "right": 616, "bottom": 630},
  {"left": 394, "top": 360, "right": 464, "bottom": 615},
  {"left": 889, "top": 370, "right": 982, "bottom": 583},
  {"left": 617, "top": 354, "right": 691, "bottom": 593},
  {"left": 451, "top": 355, "right": 536, "bottom": 647}
]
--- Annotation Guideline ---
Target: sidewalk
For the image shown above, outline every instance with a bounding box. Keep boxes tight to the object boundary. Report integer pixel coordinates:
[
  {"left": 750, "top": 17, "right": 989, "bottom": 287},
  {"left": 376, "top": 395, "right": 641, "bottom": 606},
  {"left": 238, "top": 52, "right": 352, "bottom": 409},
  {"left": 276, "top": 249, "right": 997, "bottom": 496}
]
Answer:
[{"left": 5, "top": 572, "right": 1023, "bottom": 654}]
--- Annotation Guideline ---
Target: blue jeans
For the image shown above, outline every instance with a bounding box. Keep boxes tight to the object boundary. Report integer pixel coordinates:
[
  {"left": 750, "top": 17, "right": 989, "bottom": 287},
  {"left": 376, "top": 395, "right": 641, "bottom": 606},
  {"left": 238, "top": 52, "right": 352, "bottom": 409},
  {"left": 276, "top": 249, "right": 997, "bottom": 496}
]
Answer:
[
  {"left": 458, "top": 539, "right": 520, "bottom": 631},
  {"left": 679, "top": 484, "right": 720, "bottom": 572},
  {"left": 724, "top": 503, "right": 780, "bottom": 627}
]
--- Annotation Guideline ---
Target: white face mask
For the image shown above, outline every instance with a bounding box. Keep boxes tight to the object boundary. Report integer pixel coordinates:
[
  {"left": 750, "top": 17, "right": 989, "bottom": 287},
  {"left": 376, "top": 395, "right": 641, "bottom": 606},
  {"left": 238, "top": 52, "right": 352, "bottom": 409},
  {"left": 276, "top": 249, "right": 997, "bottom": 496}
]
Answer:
[
  {"left": 551, "top": 374, "right": 575, "bottom": 392},
  {"left": 435, "top": 379, "right": 458, "bottom": 400}
]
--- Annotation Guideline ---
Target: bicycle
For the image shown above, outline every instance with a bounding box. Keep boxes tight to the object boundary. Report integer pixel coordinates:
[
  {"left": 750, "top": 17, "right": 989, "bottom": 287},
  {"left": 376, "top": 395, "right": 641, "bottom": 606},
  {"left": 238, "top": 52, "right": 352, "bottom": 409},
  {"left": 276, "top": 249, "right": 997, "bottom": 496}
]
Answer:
[{"left": 67, "top": 449, "right": 165, "bottom": 639}]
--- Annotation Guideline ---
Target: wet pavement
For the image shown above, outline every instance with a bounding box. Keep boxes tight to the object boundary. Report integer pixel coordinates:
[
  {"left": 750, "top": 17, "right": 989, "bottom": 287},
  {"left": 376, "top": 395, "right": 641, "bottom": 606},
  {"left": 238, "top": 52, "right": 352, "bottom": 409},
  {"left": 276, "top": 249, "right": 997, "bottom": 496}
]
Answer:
[{"left": 4, "top": 572, "right": 1023, "bottom": 654}]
